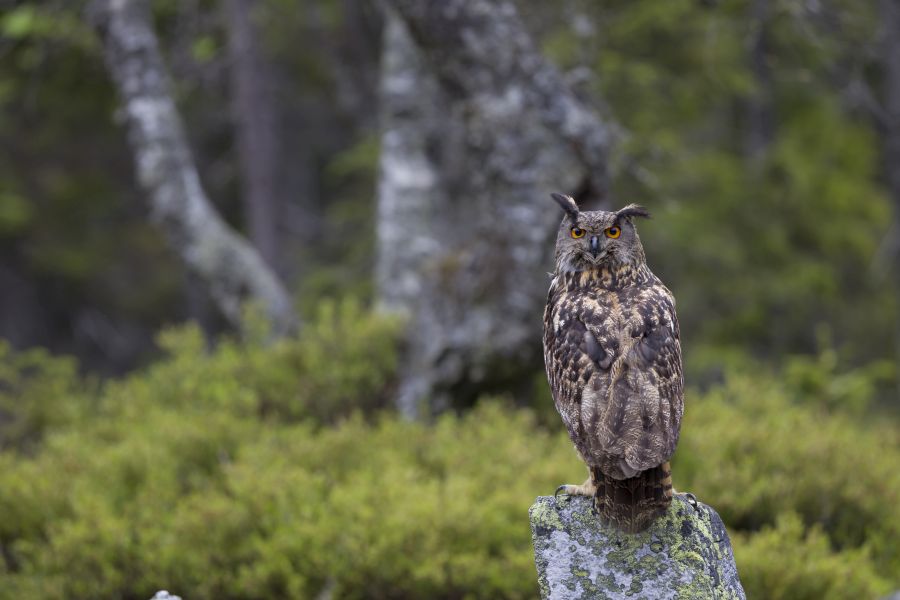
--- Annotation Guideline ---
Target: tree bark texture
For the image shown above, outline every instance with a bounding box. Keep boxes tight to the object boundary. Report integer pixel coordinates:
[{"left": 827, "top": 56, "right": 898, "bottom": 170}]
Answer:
[
  {"left": 385, "top": 0, "right": 613, "bottom": 205},
  {"left": 375, "top": 12, "right": 445, "bottom": 317},
  {"left": 91, "top": 0, "right": 297, "bottom": 337},
  {"left": 376, "top": 2, "right": 613, "bottom": 417},
  {"left": 745, "top": 0, "right": 775, "bottom": 161},
  {"left": 881, "top": 0, "right": 900, "bottom": 394},
  {"left": 226, "top": 0, "right": 281, "bottom": 271}
]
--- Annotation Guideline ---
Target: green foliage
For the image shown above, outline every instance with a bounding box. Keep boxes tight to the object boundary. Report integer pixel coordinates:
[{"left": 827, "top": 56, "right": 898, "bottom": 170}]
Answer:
[
  {"left": 676, "top": 370, "right": 900, "bottom": 581},
  {"left": 0, "top": 4, "right": 95, "bottom": 50},
  {"left": 300, "top": 135, "right": 382, "bottom": 308},
  {"left": 190, "top": 36, "right": 219, "bottom": 64},
  {"left": 0, "top": 191, "right": 34, "bottom": 235},
  {"left": 782, "top": 346, "right": 896, "bottom": 415},
  {"left": 555, "top": 0, "right": 895, "bottom": 372},
  {"left": 115, "top": 297, "right": 401, "bottom": 424},
  {"left": 734, "top": 514, "right": 889, "bottom": 600},
  {"left": 0, "top": 329, "right": 580, "bottom": 598},
  {"left": 2, "top": 317, "right": 900, "bottom": 599},
  {"left": 0, "top": 341, "right": 91, "bottom": 452},
  {"left": 292, "top": 299, "right": 401, "bottom": 420}
]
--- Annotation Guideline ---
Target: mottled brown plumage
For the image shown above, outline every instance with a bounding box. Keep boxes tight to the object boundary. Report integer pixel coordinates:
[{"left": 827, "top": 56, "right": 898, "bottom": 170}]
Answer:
[{"left": 544, "top": 194, "right": 684, "bottom": 533}]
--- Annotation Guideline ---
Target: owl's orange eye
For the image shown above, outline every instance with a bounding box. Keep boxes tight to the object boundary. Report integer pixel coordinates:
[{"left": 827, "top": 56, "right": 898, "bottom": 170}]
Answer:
[
  {"left": 570, "top": 227, "right": 586, "bottom": 239},
  {"left": 605, "top": 226, "right": 621, "bottom": 239}
]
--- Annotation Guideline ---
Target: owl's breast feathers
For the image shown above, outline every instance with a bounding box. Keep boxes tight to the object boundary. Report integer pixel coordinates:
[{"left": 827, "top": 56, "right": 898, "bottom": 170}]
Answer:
[{"left": 543, "top": 265, "right": 684, "bottom": 480}]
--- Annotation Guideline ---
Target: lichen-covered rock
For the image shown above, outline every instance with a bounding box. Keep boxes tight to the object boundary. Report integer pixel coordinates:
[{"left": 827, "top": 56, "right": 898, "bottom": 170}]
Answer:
[{"left": 530, "top": 494, "right": 745, "bottom": 599}]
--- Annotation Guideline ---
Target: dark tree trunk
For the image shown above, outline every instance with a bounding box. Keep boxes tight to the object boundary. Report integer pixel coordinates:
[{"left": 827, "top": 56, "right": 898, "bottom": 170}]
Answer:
[
  {"left": 376, "top": 2, "right": 615, "bottom": 417},
  {"left": 745, "top": 0, "right": 775, "bottom": 161},
  {"left": 90, "top": 0, "right": 297, "bottom": 337},
  {"left": 225, "top": 0, "right": 281, "bottom": 271},
  {"left": 881, "top": 0, "right": 900, "bottom": 394}
]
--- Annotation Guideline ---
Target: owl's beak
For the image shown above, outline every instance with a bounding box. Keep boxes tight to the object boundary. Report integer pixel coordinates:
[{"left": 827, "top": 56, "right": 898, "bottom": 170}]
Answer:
[{"left": 589, "top": 235, "right": 601, "bottom": 257}]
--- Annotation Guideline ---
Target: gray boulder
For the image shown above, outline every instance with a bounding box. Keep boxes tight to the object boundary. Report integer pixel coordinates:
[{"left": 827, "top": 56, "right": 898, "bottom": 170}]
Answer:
[{"left": 530, "top": 494, "right": 745, "bottom": 599}]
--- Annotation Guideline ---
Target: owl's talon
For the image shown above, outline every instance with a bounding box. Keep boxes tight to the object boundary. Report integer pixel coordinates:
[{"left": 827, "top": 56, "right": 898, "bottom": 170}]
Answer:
[
  {"left": 554, "top": 485, "right": 573, "bottom": 506},
  {"left": 684, "top": 493, "right": 699, "bottom": 512}
]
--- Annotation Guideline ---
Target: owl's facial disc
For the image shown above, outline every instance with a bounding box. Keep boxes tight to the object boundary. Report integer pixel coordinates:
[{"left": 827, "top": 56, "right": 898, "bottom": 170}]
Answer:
[{"left": 553, "top": 202, "right": 650, "bottom": 274}]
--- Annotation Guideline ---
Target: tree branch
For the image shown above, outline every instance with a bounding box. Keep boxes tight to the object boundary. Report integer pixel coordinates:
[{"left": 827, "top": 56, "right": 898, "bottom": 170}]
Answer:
[{"left": 89, "top": 0, "right": 297, "bottom": 337}]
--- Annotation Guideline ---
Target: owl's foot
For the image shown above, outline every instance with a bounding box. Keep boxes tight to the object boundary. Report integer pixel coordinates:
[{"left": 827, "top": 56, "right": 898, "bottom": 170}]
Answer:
[
  {"left": 673, "top": 487, "right": 700, "bottom": 512},
  {"left": 554, "top": 478, "right": 597, "bottom": 505},
  {"left": 683, "top": 492, "right": 699, "bottom": 512}
]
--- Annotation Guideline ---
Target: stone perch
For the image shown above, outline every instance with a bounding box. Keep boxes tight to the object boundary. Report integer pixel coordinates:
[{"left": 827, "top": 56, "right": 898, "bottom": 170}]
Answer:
[{"left": 530, "top": 494, "right": 745, "bottom": 599}]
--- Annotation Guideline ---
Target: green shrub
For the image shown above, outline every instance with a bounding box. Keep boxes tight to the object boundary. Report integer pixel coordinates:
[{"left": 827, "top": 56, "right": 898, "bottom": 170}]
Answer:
[
  {"left": 100, "top": 297, "right": 401, "bottom": 424},
  {"left": 291, "top": 298, "right": 402, "bottom": 420},
  {"left": 675, "top": 371, "right": 900, "bottom": 580},
  {"left": 0, "top": 341, "right": 92, "bottom": 452},
  {"left": 733, "top": 514, "right": 889, "bottom": 600},
  {"left": 0, "top": 401, "right": 583, "bottom": 599},
  {"left": 1, "top": 309, "right": 899, "bottom": 599}
]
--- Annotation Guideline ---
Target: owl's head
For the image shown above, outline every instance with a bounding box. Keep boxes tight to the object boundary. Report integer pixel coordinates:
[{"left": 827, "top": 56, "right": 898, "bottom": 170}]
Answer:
[{"left": 550, "top": 193, "right": 651, "bottom": 273}]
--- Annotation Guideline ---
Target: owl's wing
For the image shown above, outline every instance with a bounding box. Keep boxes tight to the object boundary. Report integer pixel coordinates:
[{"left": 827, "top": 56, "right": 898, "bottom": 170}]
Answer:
[
  {"left": 543, "top": 288, "right": 597, "bottom": 448},
  {"left": 583, "top": 286, "right": 684, "bottom": 475}
]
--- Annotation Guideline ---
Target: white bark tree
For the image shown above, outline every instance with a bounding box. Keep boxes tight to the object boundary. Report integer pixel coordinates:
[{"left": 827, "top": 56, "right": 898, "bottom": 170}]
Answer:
[
  {"left": 90, "top": 0, "right": 297, "bottom": 337},
  {"left": 376, "top": 1, "right": 616, "bottom": 417},
  {"left": 375, "top": 12, "right": 446, "bottom": 317}
]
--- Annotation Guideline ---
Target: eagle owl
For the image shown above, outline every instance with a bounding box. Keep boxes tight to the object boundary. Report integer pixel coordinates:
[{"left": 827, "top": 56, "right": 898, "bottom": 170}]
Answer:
[{"left": 543, "top": 193, "right": 684, "bottom": 533}]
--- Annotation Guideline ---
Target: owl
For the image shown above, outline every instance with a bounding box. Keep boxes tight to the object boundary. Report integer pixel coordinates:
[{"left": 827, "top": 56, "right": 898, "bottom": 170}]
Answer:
[{"left": 543, "top": 193, "right": 684, "bottom": 533}]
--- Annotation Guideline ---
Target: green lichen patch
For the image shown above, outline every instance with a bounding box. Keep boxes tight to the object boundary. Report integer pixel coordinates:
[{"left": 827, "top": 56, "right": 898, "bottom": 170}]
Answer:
[
  {"left": 530, "top": 497, "right": 565, "bottom": 534},
  {"left": 529, "top": 494, "right": 746, "bottom": 599}
]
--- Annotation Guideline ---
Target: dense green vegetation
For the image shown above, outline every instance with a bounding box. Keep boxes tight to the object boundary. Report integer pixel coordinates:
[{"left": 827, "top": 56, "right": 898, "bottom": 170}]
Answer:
[{"left": 1, "top": 305, "right": 897, "bottom": 599}]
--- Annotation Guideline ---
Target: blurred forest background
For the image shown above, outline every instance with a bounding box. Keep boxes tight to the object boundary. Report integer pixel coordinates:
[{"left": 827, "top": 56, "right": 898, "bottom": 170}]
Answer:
[{"left": 1, "top": 0, "right": 900, "bottom": 598}]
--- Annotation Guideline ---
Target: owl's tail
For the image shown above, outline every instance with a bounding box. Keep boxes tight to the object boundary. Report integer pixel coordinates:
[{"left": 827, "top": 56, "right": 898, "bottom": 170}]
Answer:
[{"left": 591, "top": 461, "right": 673, "bottom": 534}]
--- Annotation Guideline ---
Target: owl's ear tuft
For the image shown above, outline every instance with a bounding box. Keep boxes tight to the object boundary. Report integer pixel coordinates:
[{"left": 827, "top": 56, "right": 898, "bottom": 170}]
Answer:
[
  {"left": 551, "top": 192, "right": 580, "bottom": 221},
  {"left": 616, "top": 204, "right": 651, "bottom": 221}
]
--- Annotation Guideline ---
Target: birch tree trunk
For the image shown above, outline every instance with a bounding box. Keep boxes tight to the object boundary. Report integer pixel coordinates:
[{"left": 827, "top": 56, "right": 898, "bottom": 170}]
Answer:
[
  {"left": 225, "top": 0, "right": 282, "bottom": 271},
  {"left": 376, "top": 2, "right": 614, "bottom": 417},
  {"left": 91, "top": 0, "right": 297, "bottom": 337},
  {"left": 375, "top": 12, "right": 446, "bottom": 317}
]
